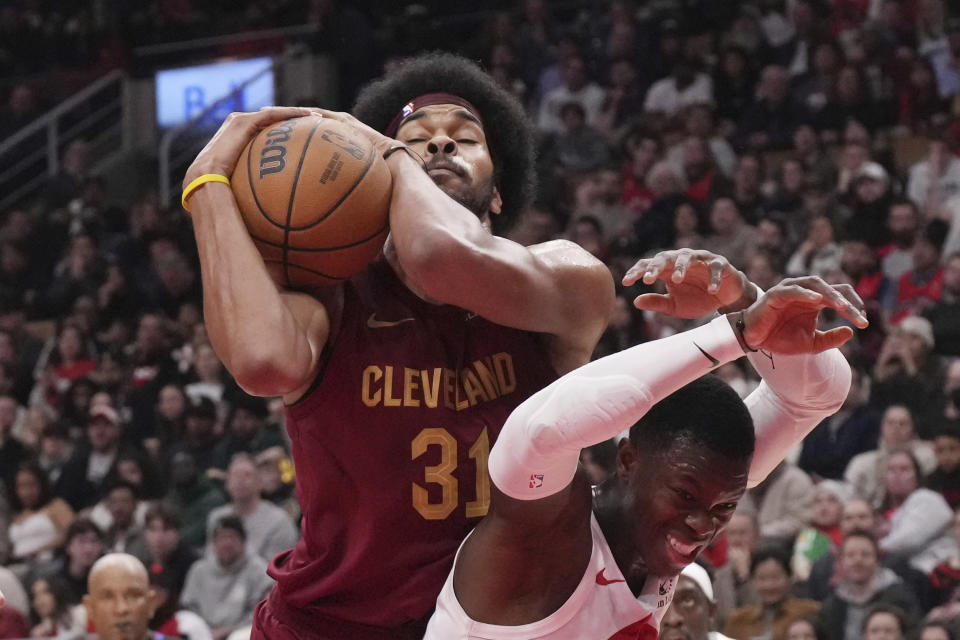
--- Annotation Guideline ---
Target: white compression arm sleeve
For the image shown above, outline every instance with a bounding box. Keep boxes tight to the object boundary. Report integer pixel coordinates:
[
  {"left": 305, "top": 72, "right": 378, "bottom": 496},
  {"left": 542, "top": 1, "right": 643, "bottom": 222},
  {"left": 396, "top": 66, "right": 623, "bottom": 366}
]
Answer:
[
  {"left": 743, "top": 346, "right": 851, "bottom": 487},
  {"left": 489, "top": 316, "right": 745, "bottom": 500}
]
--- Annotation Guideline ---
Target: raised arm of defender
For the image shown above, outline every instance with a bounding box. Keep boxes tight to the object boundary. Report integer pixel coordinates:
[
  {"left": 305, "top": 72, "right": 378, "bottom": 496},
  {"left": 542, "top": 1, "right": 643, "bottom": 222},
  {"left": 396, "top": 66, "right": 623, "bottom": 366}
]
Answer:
[{"left": 488, "top": 275, "right": 864, "bottom": 507}]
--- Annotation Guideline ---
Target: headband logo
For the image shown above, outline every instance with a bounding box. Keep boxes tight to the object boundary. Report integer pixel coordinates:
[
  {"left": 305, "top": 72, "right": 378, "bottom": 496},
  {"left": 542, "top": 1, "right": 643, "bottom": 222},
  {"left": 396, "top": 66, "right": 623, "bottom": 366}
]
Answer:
[{"left": 401, "top": 102, "right": 415, "bottom": 118}]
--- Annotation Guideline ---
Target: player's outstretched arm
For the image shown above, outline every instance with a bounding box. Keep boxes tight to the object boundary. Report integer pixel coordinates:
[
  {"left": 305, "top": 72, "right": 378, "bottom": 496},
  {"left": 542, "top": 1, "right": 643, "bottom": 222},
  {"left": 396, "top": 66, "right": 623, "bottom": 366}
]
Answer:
[
  {"left": 740, "top": 277, "right": 864, "bottom": 486},
  {"left": 452, "top": 279, "right": 865, "bottom": 623},
  {"left": 185, "top": 108, "right": 331, "bottom": 399},
  {"left": 623, "top": 251, "right": 865, "bottom": 487},
  {"left": 315, "top": 108, "right": 614, "bottom": 374}
]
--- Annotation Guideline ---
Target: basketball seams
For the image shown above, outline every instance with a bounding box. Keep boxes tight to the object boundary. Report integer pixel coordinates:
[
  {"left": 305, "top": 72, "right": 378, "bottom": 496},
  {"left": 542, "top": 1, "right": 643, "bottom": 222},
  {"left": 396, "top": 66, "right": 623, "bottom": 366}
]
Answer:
[
  {"left": 282, "top": 118, "right": 325, "bottom": 287},
  {"left": 233, "top": 116, "right": 391, "bottom": 289},
  {"left": 285, "top": 140, "right": 377, "bottom": 232},
  {"left": 248, "top": 220, "right": 389, "bottom": 253},
  {"left": 262, "top": 260, "right": 346, "bottom": 282}
]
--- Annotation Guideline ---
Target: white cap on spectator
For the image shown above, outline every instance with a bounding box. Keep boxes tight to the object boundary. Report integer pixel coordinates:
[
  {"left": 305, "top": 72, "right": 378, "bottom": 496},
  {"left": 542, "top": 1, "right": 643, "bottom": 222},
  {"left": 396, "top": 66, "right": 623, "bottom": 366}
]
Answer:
[
  {"left": 899, "top": 315, "right": 935, "bottom": 349},
  {"left": 854, "top": 162, "right": 888, "bottom": 184},
  {"left": 815, "top": 479, "right": 852, "bottom": 503},
  {"left": 89, "top": 404, "right": 120, "bottom": 425},
  {"left": 680, "top": 563, "right": 714, "bottom": 603}
]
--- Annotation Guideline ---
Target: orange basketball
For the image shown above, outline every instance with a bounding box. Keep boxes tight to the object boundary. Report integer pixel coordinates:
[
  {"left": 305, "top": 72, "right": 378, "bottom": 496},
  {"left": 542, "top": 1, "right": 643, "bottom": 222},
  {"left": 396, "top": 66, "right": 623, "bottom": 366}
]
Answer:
[{"left": 231, "top": 115, "right": 391, "bottom": 289}]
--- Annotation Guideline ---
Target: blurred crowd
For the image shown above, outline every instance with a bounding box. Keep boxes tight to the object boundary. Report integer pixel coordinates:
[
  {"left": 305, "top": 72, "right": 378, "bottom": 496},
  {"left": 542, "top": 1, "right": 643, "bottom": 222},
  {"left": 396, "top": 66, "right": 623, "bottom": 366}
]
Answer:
[{"left": 2, "top": 0, "right": 960, "bottom": 639}]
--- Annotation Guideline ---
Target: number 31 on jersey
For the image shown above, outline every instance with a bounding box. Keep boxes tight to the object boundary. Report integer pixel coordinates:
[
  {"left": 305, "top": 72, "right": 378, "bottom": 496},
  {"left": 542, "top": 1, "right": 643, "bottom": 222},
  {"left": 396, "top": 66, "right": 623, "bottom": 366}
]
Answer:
[{"left": 411, "top": 427, "right": 490, "bottom": 520}]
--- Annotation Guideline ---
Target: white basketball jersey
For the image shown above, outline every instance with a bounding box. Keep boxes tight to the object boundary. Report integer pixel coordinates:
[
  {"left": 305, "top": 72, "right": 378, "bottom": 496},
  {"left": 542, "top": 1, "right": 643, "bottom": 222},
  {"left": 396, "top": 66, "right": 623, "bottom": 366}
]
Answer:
[{"left": 424, "top": 513, "right": 676, "bottom": 639}]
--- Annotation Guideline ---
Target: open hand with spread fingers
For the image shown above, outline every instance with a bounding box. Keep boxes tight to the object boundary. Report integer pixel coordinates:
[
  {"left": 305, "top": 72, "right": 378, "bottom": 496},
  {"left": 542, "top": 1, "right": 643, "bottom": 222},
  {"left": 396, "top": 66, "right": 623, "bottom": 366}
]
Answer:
[
  {"left": 622, "top": 249, "right": 755, "bottom": 319},
  {"left": 738, "top": 276, "right": 869, "bottom": 354}
]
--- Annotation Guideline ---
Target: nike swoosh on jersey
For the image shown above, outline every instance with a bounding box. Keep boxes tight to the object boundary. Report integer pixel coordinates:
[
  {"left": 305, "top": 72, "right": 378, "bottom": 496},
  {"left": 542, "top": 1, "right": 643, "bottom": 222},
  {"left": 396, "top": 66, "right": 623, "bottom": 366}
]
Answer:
[
  {"left": 367, "top": 313, "right": 415, "bottom": 329},
  {"left": 595, "top": 569, "right": 626, "bottom": 586},
  {"left": 692, "top": 342, "right": 719, "bottom": 367}
]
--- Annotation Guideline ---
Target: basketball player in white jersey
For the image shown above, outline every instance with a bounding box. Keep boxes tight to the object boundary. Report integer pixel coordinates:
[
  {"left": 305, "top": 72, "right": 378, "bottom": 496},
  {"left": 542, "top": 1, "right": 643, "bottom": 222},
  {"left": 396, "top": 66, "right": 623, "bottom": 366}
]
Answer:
[{"left": 425, "top": 253, "right": 867, "bottom": 639}]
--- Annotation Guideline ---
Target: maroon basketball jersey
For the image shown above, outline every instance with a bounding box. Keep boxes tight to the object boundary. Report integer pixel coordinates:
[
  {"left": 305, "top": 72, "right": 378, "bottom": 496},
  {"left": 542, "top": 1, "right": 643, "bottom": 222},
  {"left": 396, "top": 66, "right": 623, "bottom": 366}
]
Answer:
[{"left": 270, "top": 259, "right": 557, "bottom": 628}]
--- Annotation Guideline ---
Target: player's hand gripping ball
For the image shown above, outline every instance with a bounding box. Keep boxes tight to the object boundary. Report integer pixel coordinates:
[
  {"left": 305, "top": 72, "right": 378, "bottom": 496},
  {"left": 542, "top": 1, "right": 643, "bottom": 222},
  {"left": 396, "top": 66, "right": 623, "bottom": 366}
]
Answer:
[{"left": 231, "top": 114, "right": 392, "bottom": 289}]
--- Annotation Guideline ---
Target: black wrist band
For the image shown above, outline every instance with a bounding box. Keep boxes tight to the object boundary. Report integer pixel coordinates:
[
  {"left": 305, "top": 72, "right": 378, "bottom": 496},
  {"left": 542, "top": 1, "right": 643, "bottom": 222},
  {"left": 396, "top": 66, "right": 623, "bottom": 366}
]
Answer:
[
  {"left": 735, "top": 310, "right": 759, "bottom": 353},
  {"left": 383, "top": 144, "right": 427, "bottom": 170}
]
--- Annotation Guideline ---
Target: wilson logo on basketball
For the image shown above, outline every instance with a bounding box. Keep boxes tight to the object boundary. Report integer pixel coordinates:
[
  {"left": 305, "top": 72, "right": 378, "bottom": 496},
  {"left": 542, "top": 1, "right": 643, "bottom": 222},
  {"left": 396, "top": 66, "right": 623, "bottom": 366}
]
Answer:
[{"left": 258, "top": 119, "right": 296, "bottom": 178}]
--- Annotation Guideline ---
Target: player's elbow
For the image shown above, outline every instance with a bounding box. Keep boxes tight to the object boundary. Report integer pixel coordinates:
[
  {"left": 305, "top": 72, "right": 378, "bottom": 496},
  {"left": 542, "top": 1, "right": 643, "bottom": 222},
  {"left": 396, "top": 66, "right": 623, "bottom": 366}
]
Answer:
[
  {"left": 229, "top": 352, "right": 310, "bottom": 398},
  {"left": 819, "top": 352, "right": 852, "bottom": 413}
]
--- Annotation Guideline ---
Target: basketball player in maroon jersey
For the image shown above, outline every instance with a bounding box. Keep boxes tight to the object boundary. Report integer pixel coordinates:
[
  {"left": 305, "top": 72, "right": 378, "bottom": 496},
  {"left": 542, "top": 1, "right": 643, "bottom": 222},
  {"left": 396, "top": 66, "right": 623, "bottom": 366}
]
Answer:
[{"left": 182, "top": 53, "right": 688, "bottom": 639}]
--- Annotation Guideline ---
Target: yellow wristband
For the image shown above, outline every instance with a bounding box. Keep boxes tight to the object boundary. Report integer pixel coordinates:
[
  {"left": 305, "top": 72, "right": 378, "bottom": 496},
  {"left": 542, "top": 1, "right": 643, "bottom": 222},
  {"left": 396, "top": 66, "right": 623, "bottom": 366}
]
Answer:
[{"left": 182, "top": 174, "right": 231, "bottom": 211}]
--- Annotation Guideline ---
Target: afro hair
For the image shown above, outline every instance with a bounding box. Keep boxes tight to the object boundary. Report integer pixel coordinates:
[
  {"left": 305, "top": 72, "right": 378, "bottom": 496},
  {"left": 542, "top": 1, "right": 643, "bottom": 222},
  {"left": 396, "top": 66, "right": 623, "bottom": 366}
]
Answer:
[{"left": 352, "top": 52, "right": 535, "bottom": 233}]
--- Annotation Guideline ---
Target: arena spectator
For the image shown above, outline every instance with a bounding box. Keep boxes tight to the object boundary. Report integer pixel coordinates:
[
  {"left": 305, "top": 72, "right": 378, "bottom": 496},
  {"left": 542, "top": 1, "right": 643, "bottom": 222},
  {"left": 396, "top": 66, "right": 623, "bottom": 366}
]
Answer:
[
  {"left": 169, "top": 397, "right": 219, "bottom": 474},
  {"left": 876, "top": 449, "right": 955, "bottom": 575},
  {"left": 28, "top": 576, "right": 84, "bottom": 637},
  {"left": 785, "top": 617, "right": 826, "bottom": 640},
  {"left": 164, "top": 452, "right": 225, "bottom": 551},
  {"left": 926, "top": 510, "right": 960, "bottom": 613},
  {"left": 703, "top": 198, "right": 758, "bottom": 271},
  {"left": 792, "top": 481, "right": 849, "bottom": 582},
  {"left": 56, "top": 404, "right": 127, "bottom": 511},
  {"left": 786, "top": 216, "right": 843, "bottom": 278},
  {"left": 8, "top": 462, "right": 74, "bottom": 568},
  {"left": 861, "top": 604, "right": 911, "bottom": 640},
  {"left": 927, "top": 423, "right": 960, "bottom": 507},
  {"left": 798, "top": 366, "right": 881, "bottom": 481},
  {"left": 134, "top": 503, "right": 197, "bottom": 597},
  {"left": 818, "top": 531, "right": 921, "bottom": 640},
  {"left": 907, "top": 136, "right": 960, "bottom": 214},
  {"left": 209, "top": 396, "right": 284, "bottom": 472},
  {"left": 665, "top": 105, "right": 737, "bottom": 177},
  {"left": 871, "top": 318, "right": 947, "bottom": 436},
  {"left": 713, "top": 512, "right": 762, "bottom": 626},
  {"left": 925, "top": 252, "right": 960, "bottom": 355},
  {"left": 643, "top": 56, "right": 714, "bottom": 120},
  {"left": 0, "top": 393, "right": 27, "bottom": 498},
  {"left": 181, "top": 516, "right": 273, "bottom": 640},
  {"left": 205, "top": 454, "right": 298, "bottom": 562},
  {"left": 891, "top": 220, "right": 948, "bottom": 322},
  {"left": 845, "top": 404, "right": 936, "bottom": 505},
  {"left": 803, "top": 498, "right": 877, "bottom": 602},
  {"left": 735, "top": 65, "right": 804, "bottom": 151},
  {"left": 184, "top": 343, "right": 227, "bottom": 406},
  {"left": 31, "top": 518, "right": 103, "bottom": 606},
  {"left": 618, "top": 126, "right": 660, "bottom": 215},
  {"left": 149, "top": 568, "right": 212, "bottom": 640},
  {"left": 255, "top": 446, "right": 299, "bottom": 522},
  {"left": 633, "top": 161, "right": 687, "bottom": 254},
  {"left": 713, "top": 45, "right": 756, "bottom": 127},
  {"left": 918, "top": 622, "right": 955, "bottom": 640},
  {"left": 537, "top": 53, "right": 605, "bottom": 134},
  {"left": 660, "top": 562, "right": 733, "bottom": 640},
  {"left": 723, "top": 546, "right": 819, "bottom": 640}
]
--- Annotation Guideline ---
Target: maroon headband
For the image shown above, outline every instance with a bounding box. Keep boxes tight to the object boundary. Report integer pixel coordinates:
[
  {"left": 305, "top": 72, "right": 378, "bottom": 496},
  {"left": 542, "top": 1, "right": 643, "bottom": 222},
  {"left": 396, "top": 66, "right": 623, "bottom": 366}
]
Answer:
[{"left": 383, "top": 92, "right": 484, "bottom": 138}]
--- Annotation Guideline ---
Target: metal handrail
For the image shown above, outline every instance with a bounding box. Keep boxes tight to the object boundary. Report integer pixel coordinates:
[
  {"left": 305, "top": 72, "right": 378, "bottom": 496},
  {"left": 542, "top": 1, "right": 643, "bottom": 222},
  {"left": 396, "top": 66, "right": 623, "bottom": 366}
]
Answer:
[
  {"left": 0, "top": 69, "right": 125, "bottom": 160},
  {"left": 134, "top": 23, "right": 319, "bottom": 58}
]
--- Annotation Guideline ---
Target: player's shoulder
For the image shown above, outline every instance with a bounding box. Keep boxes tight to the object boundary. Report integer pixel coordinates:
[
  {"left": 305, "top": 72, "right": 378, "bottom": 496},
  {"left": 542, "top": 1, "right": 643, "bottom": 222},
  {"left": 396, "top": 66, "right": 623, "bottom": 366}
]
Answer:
[{"left": 527, "top": 239, "right": 609, "bottom": 272}]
